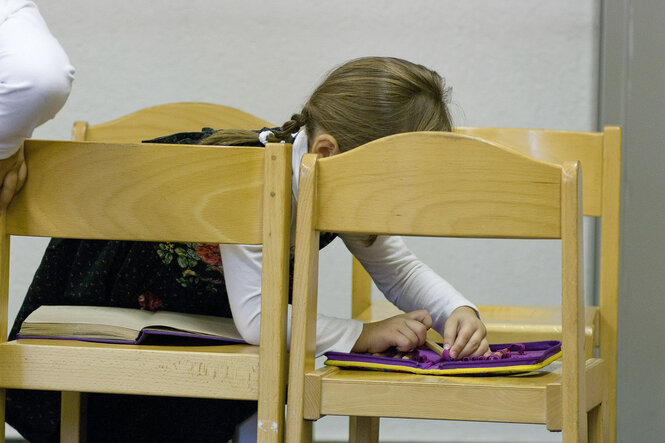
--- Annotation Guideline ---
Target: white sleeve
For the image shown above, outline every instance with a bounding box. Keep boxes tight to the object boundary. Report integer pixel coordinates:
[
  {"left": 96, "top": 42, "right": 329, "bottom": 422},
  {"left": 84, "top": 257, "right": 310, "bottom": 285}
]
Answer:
[
  {"left": 341, "top": 234, "right": 478, "bottom": 334},
  {"left": 220, "top": 243, "right": 363, "bottom": 357},
  {"left": 0, "top": 1, "right": 75, "bottom": 158}
]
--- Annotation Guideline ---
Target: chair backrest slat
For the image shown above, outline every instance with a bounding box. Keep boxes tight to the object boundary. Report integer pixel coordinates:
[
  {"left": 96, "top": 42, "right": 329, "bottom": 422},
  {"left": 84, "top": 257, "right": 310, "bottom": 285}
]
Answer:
[
  {"left": 75, "top": 102, "right": 272, "bottom": 143},
  {"left": 315, "top": 132, "right": 562, "bottom": 238},
  {"left": 9, "top": 140, "right": 265, "bottom": 244},
  {"left": 455, "top": 127, "right": 604, "bottom": 217}
]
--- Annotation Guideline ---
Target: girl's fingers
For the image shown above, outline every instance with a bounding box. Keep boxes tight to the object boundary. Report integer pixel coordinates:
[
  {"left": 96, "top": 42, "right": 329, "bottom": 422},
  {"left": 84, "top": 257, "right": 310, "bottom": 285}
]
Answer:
[
  {"left": 456, "top": 329, "right": 486, "bottom": 358},
  {"left": 449, "top": 323, "right": 474, "bottom": 359},
  {"left": 405, "top": 318, "right": 428, "bottom": 346},
  {"left": 394, "top": 316, "right": 430, "bottom": 351},
  {"left": 405, "top": 309, "right": 432, "bottom": 329},
  {"left": 394, "top": 322, "right": 419, "bottom": 351},
  {"left": 443, "top": 316, "right": 471, "bottom": 359},
  {"left": 393, "top": 332, "right": 414, "bottom": 352}
]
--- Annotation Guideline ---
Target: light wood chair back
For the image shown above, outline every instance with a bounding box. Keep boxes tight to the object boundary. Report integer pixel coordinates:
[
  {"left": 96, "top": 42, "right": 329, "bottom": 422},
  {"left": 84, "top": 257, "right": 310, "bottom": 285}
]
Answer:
[
  {"left": 72, "top": 102, "right": 272, "bottom": 142},
  {"left": 351, "top": 125, "right": 621, "bottom": 441},
  {"left": 0, "top": 104, "right": 290, "bottom": 443},
  {"left": 287, "top": 131, "right": 608, "bottom": 442}
]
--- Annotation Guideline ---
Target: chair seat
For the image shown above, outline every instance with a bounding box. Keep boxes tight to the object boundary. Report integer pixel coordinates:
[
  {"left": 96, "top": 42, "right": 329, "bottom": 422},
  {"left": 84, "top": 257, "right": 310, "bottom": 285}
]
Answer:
[
  {"left": 304, "top": 358, "right": 606, "bottom": 431},
  {"left": 0, "top": 339, "right": 260, "bottom": 399},
  {"left": 354, "top": 301, "right": 599, "bottom": 358}
]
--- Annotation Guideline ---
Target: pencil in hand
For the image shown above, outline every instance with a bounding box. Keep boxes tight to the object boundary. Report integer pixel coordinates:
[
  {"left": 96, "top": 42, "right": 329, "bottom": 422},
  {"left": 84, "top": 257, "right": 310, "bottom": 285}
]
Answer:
[{"left": 425, "top": 338, "right": 453, "bottom": 360}]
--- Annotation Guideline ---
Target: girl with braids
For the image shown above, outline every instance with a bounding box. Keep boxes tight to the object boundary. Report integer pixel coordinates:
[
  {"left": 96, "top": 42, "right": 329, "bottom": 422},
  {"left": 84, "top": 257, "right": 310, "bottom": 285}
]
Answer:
[
  {"left": 201, "top": 57, "right": 488, "bottom": 358},
  {"left": 6, "top": 56, "right": 488, "bottom": 442}
]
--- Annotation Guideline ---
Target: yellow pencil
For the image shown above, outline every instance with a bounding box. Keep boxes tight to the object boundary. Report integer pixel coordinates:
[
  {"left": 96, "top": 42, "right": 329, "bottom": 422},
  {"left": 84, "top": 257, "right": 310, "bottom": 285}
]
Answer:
[{"left": 425, "top": 337, "right": 443, "bottom": 356}]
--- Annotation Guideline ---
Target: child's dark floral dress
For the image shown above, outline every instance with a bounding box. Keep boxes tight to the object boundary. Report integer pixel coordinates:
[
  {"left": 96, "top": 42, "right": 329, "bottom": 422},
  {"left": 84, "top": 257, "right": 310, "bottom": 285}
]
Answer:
[{"left": 6, "top": 129, "right": 337, "bottom": 442}]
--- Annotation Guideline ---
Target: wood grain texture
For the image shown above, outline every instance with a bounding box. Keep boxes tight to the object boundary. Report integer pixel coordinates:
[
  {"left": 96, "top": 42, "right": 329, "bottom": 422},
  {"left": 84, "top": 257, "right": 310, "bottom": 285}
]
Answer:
[
  {"left": 316, "top": 132, "right": 562, "bottom": 238},
  {"left": 314, "top": 365, "right": 559, "bottom": 422},
  {"left": 11, "top": 140, "right": 265, "bottom": 244},
  {"left": 545, "top": 358, "right": 607, "bottom": 431},
  {"left": 455, "top": 126, "right": 604, "bottom": 216},
  {"left": 285, "top": 153, "right": 320, "bottom": 443},
  {"left": 60, "top": 392, "right": 85, "bottom": 443},
  {"left": 257, "top": 143, "right": 292, "bottom": 442},
  {"left": 560, "top": 161, "right": 586, "bottom": 442},
  {"left": 349, "top": 416, "right": 379, "bottom": 443},
  {"left": 351, "top": 257, "right": 372, "bottom": 318},
  {"left": 598, "top": 126, "right": 621, "bottom": 442},
  {"left": 0, "top": 214, "right": 8, "bottom": 343},
  {"left": 0, "top": 340, "right": 260, "bottom": 398},
  {"left": 0, "top": 389, "right": 4, "bottom": 443}
]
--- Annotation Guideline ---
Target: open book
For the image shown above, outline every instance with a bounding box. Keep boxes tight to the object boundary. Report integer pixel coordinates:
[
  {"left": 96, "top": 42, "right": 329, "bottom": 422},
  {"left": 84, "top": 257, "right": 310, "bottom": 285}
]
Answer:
[{"left": 18, "top": 305, "right": 246, "bottom": 345}]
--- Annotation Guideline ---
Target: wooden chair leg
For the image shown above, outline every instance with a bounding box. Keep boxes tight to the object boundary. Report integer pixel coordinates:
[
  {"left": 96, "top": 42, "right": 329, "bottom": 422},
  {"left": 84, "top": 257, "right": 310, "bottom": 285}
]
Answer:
[
  {"left": 286, "top": 417, "right": 312, "bottom": 443},
  {"left": 302, "top": 420, "right": 313, "bottom": 443},
  {"left": 588, "top": 391, "right": 609, "bottom": 443},
  {"left": 60, "top": 391, "right": 86, "bottom": 443},
  {"left": 1, "top": 388, "right": 5, "bottom": 443},
  {"left": 588, "top": 403, "right": 607, "bottom": 443},
  {"left": 349, "top": 416, "right": 379, "bottom": 443}
]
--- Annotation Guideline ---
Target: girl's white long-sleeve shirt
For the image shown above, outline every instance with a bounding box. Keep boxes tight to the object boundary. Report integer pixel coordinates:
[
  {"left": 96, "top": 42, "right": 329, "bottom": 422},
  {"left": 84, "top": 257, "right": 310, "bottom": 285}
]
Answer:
[{"left": 220, "top": 131, "right": 477, "bottom": 357}]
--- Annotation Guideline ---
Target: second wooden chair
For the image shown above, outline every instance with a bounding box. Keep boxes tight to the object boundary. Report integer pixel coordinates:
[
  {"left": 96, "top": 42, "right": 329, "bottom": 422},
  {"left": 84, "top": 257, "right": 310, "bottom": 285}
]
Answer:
[{"left": 287, "top": 131, "right": 607, "bottom": 442}]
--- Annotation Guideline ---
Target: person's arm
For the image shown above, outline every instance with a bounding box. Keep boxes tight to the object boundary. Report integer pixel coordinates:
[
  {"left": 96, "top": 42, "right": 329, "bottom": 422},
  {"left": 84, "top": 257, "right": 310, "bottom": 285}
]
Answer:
[
  {"left": 219, "top": 243, "right": 363, "bottom": 357},
  {"left": 0, "top": 1, "right": 75, "bottom": 211},
  {"left": 342, "top": 234, "right": 489, "bottom": 359}
]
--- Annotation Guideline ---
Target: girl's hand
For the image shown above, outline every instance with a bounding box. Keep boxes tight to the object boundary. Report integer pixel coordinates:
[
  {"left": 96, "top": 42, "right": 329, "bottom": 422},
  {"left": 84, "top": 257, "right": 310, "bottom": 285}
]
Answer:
[
  {"left": 352, "top": 310, "right": 432, "bottom": 354},
  {"left": 442, "top": 306, "right": 490, "bottom": 360}
]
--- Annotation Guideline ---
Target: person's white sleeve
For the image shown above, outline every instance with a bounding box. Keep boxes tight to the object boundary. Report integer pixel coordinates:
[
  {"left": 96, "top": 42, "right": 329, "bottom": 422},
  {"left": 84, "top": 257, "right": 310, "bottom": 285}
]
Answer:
[
  {"left": 341, "top": 234, "right": 478, "bottom": 334},
  {"left": 0, "top": 1, "right": 75, "bottom": 158},
  {"left": 220, "top": 243, "right": 363, "bottom": 357}
]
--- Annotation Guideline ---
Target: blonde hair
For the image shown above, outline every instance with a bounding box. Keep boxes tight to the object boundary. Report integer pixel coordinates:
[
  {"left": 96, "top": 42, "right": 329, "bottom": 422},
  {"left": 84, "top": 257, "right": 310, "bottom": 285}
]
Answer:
[{"left": 200, "top": 56, "right": 453, "bottom": 149}]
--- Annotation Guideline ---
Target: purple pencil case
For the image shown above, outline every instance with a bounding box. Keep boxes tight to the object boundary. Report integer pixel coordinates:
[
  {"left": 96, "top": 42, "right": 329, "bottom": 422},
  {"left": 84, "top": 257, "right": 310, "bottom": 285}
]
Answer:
[{"left": 325, "top": 340, "right": 562, "bottom": 376}]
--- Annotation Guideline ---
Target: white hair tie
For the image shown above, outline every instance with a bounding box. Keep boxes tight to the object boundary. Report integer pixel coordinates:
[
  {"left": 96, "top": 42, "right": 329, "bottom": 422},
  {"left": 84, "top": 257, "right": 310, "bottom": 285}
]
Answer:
[{"left": 258, "top": 130, "right": 273, "bottom": 146}]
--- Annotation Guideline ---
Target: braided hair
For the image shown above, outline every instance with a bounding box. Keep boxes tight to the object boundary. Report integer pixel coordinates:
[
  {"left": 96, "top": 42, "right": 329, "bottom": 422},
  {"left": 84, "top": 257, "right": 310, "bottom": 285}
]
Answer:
[{"left": 198, "top": 113, "right": 308, "bottom": 146}]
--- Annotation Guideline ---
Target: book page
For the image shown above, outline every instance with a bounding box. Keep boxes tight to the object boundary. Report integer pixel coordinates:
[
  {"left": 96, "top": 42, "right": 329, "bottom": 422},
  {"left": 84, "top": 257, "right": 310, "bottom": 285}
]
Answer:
[
  {"left": 23, "top": 305, "right": 243, "bottom": 341},
  {"left": 149, "top": 310, "right": 243, "bottom": 341},
  {"left": 25, "top": 305, "right": 156, "bottom": 331}
]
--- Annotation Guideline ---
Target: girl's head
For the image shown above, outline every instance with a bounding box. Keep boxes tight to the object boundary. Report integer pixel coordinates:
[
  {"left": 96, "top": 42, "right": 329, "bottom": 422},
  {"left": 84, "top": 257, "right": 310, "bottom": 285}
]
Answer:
[
  {"left": 302, "top": 56, "right": 452, "bottom": 154},
  {"left": 201, "top": 56, "right": 453, "bottom": 151}
]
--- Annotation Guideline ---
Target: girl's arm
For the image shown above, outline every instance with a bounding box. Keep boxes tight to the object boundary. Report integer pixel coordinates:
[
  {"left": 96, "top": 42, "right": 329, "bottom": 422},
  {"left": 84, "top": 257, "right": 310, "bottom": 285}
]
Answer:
[
  {"left": 219, "top": 243, "right": 363, "bottom": 356},
  {"left": 342, "top": 234, "right": 489, "bottom": 359}
]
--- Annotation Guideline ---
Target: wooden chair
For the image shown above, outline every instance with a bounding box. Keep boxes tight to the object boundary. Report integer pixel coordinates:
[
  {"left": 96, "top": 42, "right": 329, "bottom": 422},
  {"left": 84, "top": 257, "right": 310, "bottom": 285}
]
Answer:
[
  {"left": 72, "top": 101, "right": 273, "bottom": 142},
  {"left": 350, "top": 126, "right": 621, "bottom": 441},
  {"left": 0, "top": 106, "right": 290, "bottom": 442},
  {"left": 286, "top": 132, "right": 608, "bottom": 442}
]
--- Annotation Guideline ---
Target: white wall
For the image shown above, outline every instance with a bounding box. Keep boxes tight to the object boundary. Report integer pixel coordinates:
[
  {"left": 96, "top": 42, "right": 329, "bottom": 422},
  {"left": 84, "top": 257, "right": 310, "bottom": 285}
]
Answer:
[{"left": 10, "top": 1, "right": 600, "bottom": 441}]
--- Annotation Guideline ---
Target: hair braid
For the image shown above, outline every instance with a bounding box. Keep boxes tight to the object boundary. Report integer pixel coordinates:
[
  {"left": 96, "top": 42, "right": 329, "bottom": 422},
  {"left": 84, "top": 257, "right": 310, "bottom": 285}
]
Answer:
[{"left": 268, "top": 113, "right": 308, "bottom": 143}]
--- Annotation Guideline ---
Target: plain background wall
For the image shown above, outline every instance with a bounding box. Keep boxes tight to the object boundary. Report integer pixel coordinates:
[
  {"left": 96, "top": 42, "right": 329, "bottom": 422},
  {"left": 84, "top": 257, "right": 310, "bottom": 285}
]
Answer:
[
  {"left": 600, "top": 1, "right": 665, "bottom": 442},
  {"left": 7, "top": 1, "right": 603, "bottom": 441}
]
